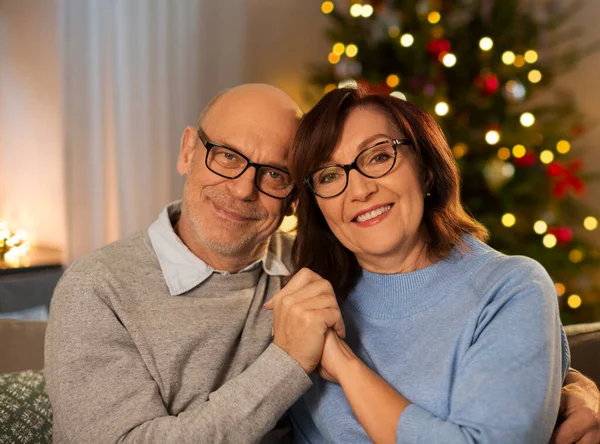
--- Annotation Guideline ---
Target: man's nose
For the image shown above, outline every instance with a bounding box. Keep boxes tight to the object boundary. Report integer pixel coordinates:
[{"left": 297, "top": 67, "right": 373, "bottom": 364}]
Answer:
[{"left": 228, "top": 166, "right": 259, "bottom": 200}]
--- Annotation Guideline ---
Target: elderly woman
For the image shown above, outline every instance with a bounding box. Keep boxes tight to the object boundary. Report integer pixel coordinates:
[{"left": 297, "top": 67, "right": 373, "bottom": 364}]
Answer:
[{"left": 285, "top": 87, "right": 568, "bottom": 443}]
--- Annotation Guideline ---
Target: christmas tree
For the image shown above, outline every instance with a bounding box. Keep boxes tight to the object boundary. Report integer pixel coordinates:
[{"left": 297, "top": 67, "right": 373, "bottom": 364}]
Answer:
[{"left": 309, "top": 0, "right": 600, "bottom": 323}]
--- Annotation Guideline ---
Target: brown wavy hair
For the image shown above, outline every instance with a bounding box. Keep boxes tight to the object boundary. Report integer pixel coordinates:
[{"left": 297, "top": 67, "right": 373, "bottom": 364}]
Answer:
[{"left": 289, "top": 87, "right": 489, "bottom": 298}]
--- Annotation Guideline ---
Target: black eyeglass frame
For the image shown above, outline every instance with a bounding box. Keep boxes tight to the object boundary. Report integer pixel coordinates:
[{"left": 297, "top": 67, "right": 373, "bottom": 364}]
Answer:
[
  {"left": 304, "top": 138, "right": 413, "bottom": 199},
  {"left": 197, "top": 127, "right": 294, "bottom": 200}
]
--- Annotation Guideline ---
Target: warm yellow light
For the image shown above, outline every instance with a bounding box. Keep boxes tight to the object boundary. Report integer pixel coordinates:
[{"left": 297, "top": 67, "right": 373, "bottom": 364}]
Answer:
[
  {"left": 324, "top": 83, "right": 337, "bottom": 93},
  {"left": 349, "top": 4, "right": 363, "bottom": 17},
  {"left": 512, "top": 144, "right": 526, "bottom": 158},
  {"left": 428, "top": 11, "right": 441, "bottom": 24},
  {"left": 497, "top": 147, "right": 511, "bottom": 160},
  {"left": 386, "top": 74, "right": 400, "bottom": 88},
  {"left": 567, "top": 294, "right": 582, "bottom": 309},
  {"left": 485, "top": 130, "right": 500, "bottom": 145},
  {"left": 520, "top": 112, "right": 535, "bottom": 127},
  {"left": 533, "top": 220, "right": 548, "bottom": 234},
  {"left": 328, "top": 52, "right": 341, "bottom": 64},
  {"left": 332, "top": 43, "right": 345, "bottom": 56},
  {"left": 321, "top": 1, "right": 334, "bottom": 14},
  {"left": 555, "top": 283, "right": 566, "bottom": 297},
  {"left": 338, "top": 79, "right": 358, "bottom": 88},
  {"left": 502, "top": 51, "right": 516, "bottom": 65},
  {"left": 569, "top": 249, "right": 584, "bottom": 263},
  {"left": 388, "top": 26, "right": 400, "bottom": 38},
  {"left": 400, "top": 34, "right": 414, "bottom": 47},
  {"left": 452, "top": 143, "right": 468, "bottom": 159},
  {"left": 390, "top": 91, "right": 406, "bottom": 100},
  {"left": 583, "top": 216, "right": 598, "bottom": 231},
  {"left": 543, "top": 233, "right": 557, "bottom": 248},
  {"left": 279, "top": 215, "right": 298, "bottom": 232},
  {"left": 540, "top": 150, "right": 554, "bottom": 164},
  {"left": 345, "top": 44, "right": 358, "bottom": 58},
  {"left": 479, "top": 37, "right": 494, "bottom": 51},
  {"left": 435, "top": 102, "right": 449, "bottom": 116},
  {"left": 361, "top": 4, "right": 374, "bottom": 18},
  {"left": 524, "top": 50, "right": 538, "bottom": 63},
  {"left": 442, "top": 53, "right": 457, "bottom": 67},
  {"left": 556, "top": 140, "right": 571, "bottom": 154},
  {"left": 528, "top": 69, "right": 542, "bottom": 83},
  {"left": 502, "top": 213, "right": 516, "bottom": 227},
  {"left": 514, "top": 55, "right": 525, "bottom": 68}
]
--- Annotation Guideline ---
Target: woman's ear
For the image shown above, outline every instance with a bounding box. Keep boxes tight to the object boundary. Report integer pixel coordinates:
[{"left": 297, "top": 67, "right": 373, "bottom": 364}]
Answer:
[{"left": 423, "top": 168, "right": 434, "bottom": 194}]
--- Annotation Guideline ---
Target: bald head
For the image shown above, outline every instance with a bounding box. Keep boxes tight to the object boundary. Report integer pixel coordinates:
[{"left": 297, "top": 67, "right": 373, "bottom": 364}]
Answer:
[{"left": 199, "top": 83, "right": 302, "bottom": 129}]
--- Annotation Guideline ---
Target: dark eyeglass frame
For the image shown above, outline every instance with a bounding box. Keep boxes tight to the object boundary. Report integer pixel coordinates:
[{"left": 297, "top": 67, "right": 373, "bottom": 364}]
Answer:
[
  {"left": 197, "top": 127, "right": 294, "bottom": 200},
  {"left": 304, "top": 138, "right": 413, "bottom": 199}
]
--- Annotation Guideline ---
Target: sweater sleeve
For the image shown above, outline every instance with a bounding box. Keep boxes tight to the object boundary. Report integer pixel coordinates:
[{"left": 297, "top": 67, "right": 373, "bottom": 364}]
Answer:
[
  {"left": 395, "top": 259, "right": 566, "bottom": 444},
  {"left": 44, "top": 268, "right": 312, "bottom": 444}
]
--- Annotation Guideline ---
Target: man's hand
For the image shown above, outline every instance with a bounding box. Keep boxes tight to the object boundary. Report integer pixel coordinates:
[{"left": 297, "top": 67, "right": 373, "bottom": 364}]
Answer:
[
  {"left": 551, "top": 370, "right": 600, "bottom": 444},
  {"left": 264, "top": 268, "right": 345, "bottom": 373}
]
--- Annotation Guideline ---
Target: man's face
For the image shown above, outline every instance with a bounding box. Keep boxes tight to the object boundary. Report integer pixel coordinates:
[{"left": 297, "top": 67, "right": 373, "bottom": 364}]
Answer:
[{"left": 177, "top": 86, "right": 298, "bottom": 259}]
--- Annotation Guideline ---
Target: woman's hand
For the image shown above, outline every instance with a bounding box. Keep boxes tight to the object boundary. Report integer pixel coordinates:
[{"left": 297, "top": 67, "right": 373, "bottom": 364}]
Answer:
[{"left": 318, "top": 329, "right": 357, "bottom": 383}]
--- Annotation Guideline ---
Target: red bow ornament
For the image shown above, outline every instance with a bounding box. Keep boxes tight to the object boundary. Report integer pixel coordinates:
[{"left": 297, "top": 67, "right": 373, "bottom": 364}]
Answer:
[{"left": 546, "top": 160, "right": 586, "bottom": 199}]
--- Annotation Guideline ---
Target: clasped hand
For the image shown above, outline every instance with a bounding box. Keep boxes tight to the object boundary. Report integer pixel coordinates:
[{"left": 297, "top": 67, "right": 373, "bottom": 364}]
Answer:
[{"left": 264, "top": 268, "right": 352, "bottom": 381}]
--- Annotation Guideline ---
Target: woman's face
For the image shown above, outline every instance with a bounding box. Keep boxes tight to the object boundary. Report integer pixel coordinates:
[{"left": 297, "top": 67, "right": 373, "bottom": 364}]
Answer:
[{"left": 315, "top": 106, "right": 428, "bottom": 271}]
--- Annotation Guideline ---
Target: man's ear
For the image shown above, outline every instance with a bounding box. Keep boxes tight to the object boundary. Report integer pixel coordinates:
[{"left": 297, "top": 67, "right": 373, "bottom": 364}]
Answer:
[
  {"left": 284, "top": 194, "right": 298, "bottom": 217},
  {"left": 177, "top": 127, "right": 198, "bottom": 176}
]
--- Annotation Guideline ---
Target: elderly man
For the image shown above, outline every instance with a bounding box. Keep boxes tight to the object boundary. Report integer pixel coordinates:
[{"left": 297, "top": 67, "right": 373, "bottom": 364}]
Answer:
[{"left": 45, "top": 84, "right": 599, "bottom": 443}]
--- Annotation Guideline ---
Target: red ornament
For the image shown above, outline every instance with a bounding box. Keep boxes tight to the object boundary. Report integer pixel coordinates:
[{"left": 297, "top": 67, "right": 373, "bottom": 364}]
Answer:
[
  {"left": 548, "top": 226, "right": 574, "bottom": 246},
  {"left": 474, "top": 73, "right": 500, "bottom": 96},
  {"left": 357, "top": 80, "right": 392, "bottom": 95},
  {"left": 427, "top": 39, "right": 451, "bottom": 58},
  {"left": 546, "top": 160, "right": 586, "bottom": 199},
  {"left": 513, "top": 152, "right": 537, "bottom": 168}
]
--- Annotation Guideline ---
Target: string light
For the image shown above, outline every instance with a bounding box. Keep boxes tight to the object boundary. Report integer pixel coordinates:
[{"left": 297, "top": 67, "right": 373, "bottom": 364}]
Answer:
[
  {"left": 528, "top": 70, "right": 542, "bottom": 83},
  {"left": 497, "top": 147, "right": 511, "bottom": 160},
  {"left": 332, "top": 43, "right": 345, "bottom": 56},
  {"left": 388, "top": 26, "right": 400, "bottom": 38},
  {"left": 428, "top": 11, "right": 441, "bottom": 24},
  {"left": 349, "top": 4, "right": 363, "bottom": 17},
  {"left": 543, "top": 233, "right": 557, "bottom": 248},
  {"left": 556, "top": 140, "right": 571, "bottom": 154},
  {"left": 569, "top": 249, "right": 584, "bottom": 263},
  {"left": 533, "top": 220, "right": 548, "bottom": 234},
  {"left": 362, "top": 4, "right": 374, "bottom": 18},
  {"left": 555, "top": 283, "right": 566, "bottom": 297},
  {"left": 540, "top": 150, "right": 554, "bottom": 164},
  {"left": 442, "top": 53, "right": 457, "bottom": 67},
  {"left": 321, "top": 1, "right": 334, "bottom": 14},
  {"left": 400, "top": 34, "right": 414, "bottom": 47},
  {"left": 435, "top": 101, "right": 449, "bottom": 116},
  {"left": 452, "top": 143, "right": 468, "bottom": 159},
  {"left": 390, "top": 91, "right": 407, "bottom": 100},
  {"left": 567, "top": 294, "right": 582, "bottom": 309},
  {"left": 328, "top": 53, "right": 341, "bottom": 64},
  {"left": 0, "top": 222, "right": 30, "bottom": 265},
  {"left": 502, "top": 51, "right": 516, "bottom": 65},
  {"left": 520, "top": 112, "right": 535, "bottom": 127},
  {"left": 524, "top": 50, "right": 538, "bottom": 63},
  {"left": 386, "top": 74, "right": 400, "bottom": 88},
  {"left": 514, "top": 55, "right": 525, "bottom": 68},
  {"left": 512, "top": 144, "right": 526, "bottom": 158},
  {"left": 502, "top": 213, "right": 516, "bottom": 227},
  {"left": 584, "top": 216, "right": 598, "bottom": 231},
  {"left": 345, "top": 44, "right": 358, "bottom": 57},
  {"left": 479, "top": 37, "right": 494, "bottom": 51}
]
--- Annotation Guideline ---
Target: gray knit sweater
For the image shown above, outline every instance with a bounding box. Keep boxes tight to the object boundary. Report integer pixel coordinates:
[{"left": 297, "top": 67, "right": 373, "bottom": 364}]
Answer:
[{"left": 44, "top": 229, "right": 311, "bottom": 443}]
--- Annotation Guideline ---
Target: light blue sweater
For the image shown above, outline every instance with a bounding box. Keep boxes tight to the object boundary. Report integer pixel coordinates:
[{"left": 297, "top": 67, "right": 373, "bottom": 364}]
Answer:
[{"left": 290, "top": 235, "right": 569, "bottom": 444}]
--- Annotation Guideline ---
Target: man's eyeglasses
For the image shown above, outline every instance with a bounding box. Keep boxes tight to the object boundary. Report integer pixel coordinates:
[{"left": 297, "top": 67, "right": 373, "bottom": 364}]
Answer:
[
  {"left": 197, "top": 128, "right": 294, "bottom": 199},
  {"left": 304, "top": 139, "right": 412, "bottom": 198}
]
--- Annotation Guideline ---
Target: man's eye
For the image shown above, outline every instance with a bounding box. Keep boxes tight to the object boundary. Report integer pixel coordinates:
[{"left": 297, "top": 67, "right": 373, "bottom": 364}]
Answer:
[{"left": 220, "top": 152, "right": 238, "bottom": 161}]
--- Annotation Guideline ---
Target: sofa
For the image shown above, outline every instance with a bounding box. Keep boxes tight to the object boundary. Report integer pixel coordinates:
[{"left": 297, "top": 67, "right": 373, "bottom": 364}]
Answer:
[{"left": 1, "top": 319, "right": 599, "bottom": 443}]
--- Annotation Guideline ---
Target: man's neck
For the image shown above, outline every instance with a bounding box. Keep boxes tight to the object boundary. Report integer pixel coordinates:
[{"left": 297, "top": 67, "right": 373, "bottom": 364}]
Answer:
[{"left": 174, "top": 218, "right": 267, "bottom": 273}]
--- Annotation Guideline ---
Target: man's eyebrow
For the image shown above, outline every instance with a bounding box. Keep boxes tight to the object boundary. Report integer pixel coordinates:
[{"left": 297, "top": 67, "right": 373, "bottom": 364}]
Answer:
[{"left": 213, "top": 137, "right": 290, "bottom": 171}]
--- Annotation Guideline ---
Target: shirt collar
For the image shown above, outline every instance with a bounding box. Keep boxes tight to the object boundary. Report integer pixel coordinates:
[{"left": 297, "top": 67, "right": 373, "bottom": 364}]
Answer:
[{"left": 148, "top": 201, "right": 290, "bottom": 296}]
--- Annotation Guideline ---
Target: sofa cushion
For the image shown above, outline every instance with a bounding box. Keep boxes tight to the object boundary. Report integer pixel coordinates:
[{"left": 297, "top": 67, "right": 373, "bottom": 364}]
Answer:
[
  {"left": 0, "top": 369, "right": 52, "bottom": 444},
  {"left": 565, "top": 322, "right": 600, "bottom": 387},
  {"left": 0, "top": 320, "right": 46, "bottom": 374}
]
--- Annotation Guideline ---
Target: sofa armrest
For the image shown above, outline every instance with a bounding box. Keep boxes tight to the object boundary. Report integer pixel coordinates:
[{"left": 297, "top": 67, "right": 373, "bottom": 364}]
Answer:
[{"left": 565, "top": 322, "right": 600, "bottom": 387}]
